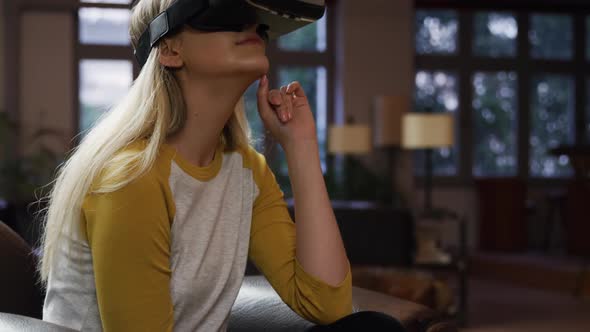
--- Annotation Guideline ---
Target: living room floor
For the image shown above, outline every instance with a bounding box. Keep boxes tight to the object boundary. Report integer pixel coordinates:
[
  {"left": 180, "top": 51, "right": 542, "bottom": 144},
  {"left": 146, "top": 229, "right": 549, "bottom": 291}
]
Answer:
[{"left": 462, "top": 278, "right": 590, "bottom": 332}]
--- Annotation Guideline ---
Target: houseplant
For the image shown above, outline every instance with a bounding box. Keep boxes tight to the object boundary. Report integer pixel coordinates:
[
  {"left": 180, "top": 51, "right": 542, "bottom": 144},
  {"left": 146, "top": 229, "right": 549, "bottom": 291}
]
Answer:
[{"left": 0, "top": 111, "right": 68, "bottom": 245}]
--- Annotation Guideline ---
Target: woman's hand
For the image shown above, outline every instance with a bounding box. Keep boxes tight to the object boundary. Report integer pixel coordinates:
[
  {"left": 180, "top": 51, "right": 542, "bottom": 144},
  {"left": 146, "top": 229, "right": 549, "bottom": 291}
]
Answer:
[{"left": 256, "top": 74, "right": 318, "bottom": 152}]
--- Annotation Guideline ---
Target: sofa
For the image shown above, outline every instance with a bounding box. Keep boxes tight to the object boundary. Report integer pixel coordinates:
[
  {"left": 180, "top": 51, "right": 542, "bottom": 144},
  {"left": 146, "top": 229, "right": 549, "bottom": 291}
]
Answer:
[{"left": 0, "top": 218, "right": 455, "bottom": 332}]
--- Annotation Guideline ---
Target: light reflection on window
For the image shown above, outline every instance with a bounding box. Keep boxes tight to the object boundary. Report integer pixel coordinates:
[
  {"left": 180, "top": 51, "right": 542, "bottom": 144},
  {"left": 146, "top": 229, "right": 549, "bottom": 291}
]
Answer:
[
  {"left": 79, "top": 60, "right": 133, "bottom": 133},
  {"left": 415, "top": 10, "right": 459, "bottom": 55},
  {"left": 79, "top": 8, "right": 131, "bottom": 45},
  {"left": 530, "top": 75, "right": 575, "bottom": 177},
  {"left": 414, "top": 71, "right": 459, "bottom": 175},
  {"left": 474, "top": 12, "right": 517, "bottom": 57},
  {"left": 472, "top": 72, "right": 518, "bottom": 177}
]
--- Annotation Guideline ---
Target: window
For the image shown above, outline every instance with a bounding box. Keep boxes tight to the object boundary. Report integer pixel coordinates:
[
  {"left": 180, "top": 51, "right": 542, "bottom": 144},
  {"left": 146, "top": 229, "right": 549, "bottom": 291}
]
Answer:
[
  {"left": 529, "top": 14, "right": 573, "bottom": 60},
  {"left": 530, "top": 75, "right": 575, "bottom": 177},
  {"left": 243, "top": 10, "right": 332, "bottom": 197},
  {"left": 414, "top": 7, "right": 586, "bottom": 179},
  {"left": 275, "top": 66, "right": 328, "bottom": 176},
  {"left": 79, "top": 7, "right": 131, "bottom": 46},
  {"left": 473, "top": 12, "right": 517, "bottom": 58},
  {"left": 472, "top": 71, "right": 518, "bottom": 176},
  {"left": 77, "top": 2, "right": 333, "bottom": 196},
  {"left": 77, "top": 0, "right": 134, "bottom": 136},
  {"left": 415, "top": 10, "right": 459, "bottom": 55},
  {"left": 414, "top": 70, "right": 460, "bottom": 176},
  {"left": 79, "top": 59, "right": 133, "bottom": 131}
]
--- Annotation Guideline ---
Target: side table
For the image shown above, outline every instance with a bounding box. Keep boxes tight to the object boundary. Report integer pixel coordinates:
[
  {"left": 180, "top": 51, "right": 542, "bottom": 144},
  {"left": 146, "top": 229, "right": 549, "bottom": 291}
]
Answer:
[{"left": 412, "top": 210, "right": 468, "bottom": 327}]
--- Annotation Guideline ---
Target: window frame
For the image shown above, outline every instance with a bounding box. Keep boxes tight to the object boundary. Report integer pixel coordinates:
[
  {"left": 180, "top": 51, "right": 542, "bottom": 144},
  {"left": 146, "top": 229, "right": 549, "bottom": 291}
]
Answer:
[
  {"left": 74, "top": 1, "right": 137, "bottom": 146},
  {"left": 415, "top": 1, "right": 590, "bottom": 186},
  {"left": 72, "top": 2, "right": 335, "bottom": 184},
  {"left": 260, "top": 5, "right": 336, "bottom": 179}
]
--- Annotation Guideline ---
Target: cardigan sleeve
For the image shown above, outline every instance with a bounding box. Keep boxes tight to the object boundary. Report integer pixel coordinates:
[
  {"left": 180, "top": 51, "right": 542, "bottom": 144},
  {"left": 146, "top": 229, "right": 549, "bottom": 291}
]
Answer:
[{"left": 244, "top": 146, "right": 353, "bottom": 325}]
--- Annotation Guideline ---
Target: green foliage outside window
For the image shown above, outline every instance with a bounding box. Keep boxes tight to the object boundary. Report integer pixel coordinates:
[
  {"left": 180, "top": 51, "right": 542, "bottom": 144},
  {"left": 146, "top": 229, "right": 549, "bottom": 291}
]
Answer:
[{"left": 417, "top": 10, "right": 581, "bottom": 178}]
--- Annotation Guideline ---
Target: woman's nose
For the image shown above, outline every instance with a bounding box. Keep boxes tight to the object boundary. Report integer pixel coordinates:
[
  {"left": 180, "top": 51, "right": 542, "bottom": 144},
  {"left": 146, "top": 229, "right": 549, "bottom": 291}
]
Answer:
[{"left": 243, "top": 23, "right": 269, "bottom": 41}]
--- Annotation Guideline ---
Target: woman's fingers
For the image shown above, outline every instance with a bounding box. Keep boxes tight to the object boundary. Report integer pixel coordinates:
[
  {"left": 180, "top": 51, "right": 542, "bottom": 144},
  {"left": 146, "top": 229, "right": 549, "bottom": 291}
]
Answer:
[
  {"left": 268, "top": 89, "right": 281, "bottom": 106},
  {"left": 286, "top": 81, "right": 303, "bottom": 97},
  {"left": 263, "top": 79, "right": 302, "bottom": 123},
  {"left": 267, "top": 86, "right": 294, "bottom": 123},
  {"left": 268, "top": 89, "right": 287, "bottom": 122},
  {"left": 286, "top": 81, "right": 309, "bottom": 109},
  {"left": 256, "top": 75, "right": 276, "bottom": 124},
  {"left": 280, "top": 86, "right": 293, "bottom": 121}
]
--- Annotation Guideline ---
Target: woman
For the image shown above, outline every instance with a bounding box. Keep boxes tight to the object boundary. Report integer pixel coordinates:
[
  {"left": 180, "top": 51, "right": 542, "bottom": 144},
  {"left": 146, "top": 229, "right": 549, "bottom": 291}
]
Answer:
[{"left": 38, "top": 0, "right": 406, "bottom": 331}]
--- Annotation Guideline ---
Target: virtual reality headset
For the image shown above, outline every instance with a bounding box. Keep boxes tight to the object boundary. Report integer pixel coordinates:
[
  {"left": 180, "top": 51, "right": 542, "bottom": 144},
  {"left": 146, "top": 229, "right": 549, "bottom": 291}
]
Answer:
[{"left": 133, "top": 0, "right": 326, "bottom": 68}]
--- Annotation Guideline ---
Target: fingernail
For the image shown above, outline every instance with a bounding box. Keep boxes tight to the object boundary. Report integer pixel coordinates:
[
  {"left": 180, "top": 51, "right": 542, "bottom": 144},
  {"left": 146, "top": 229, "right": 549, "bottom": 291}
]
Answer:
[{"left": 262, "top": 75, "right": 268, "bottom": 86}]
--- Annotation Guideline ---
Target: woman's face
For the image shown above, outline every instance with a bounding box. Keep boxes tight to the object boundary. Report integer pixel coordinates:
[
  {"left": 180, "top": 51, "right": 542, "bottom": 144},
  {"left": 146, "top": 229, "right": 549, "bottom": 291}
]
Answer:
[{"left": 165, "top": 23, "right": 269, "bottom": 81}]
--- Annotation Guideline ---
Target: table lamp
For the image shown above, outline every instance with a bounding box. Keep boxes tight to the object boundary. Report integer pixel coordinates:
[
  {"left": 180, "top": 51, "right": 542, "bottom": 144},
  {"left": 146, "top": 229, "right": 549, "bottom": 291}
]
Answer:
[
  {"left": 328, "top": 116, "right": 372, "bottom": 199},
  {"left": 328, "top": 124, "right": 372, "bottom": 155},
  {"left": 401, "top": 112, "right": 454, "bottom": 212},
  {"left": 372, "top": 95, "right": 409, "bottom": 205}
]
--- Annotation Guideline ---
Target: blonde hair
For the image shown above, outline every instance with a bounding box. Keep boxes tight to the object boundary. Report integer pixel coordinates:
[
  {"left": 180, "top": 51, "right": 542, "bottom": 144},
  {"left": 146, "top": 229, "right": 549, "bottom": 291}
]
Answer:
[{"left": 37, "top": 0, "right": 254, "bottom": 285}]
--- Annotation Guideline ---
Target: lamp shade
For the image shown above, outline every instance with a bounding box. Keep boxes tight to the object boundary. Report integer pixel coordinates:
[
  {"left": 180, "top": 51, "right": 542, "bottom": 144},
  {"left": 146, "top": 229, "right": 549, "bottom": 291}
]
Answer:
[
  {"left": 401, "top": 113, "right": 454, "bottom": 149},
  {"left": 328, "top": 124, "right": 372, "bottom": 155},
  {"left": 373, "top": 95, "right": 409, "bottom": 147}
]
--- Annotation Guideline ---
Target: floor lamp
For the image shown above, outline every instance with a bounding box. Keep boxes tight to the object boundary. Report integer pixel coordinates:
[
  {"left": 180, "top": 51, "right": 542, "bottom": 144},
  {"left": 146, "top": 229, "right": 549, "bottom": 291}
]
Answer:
[
  {"left": 328, "top": 118, "right": 372, "bottom": 201},
  {"left": 373, "top": 95, "right": 409, "bottom": 207},
  {"left": 401, "top": 113, "right": 454, "bottom": 213},
  {"left": 402, "top": 112, "right": 455, "bottom": 266}
]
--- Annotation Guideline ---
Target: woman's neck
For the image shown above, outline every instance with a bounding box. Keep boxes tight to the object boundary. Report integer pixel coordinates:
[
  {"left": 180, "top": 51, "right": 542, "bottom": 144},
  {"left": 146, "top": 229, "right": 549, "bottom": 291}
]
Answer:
[{"left": 164, "top": 74, "right": 250, "bottom": 167}]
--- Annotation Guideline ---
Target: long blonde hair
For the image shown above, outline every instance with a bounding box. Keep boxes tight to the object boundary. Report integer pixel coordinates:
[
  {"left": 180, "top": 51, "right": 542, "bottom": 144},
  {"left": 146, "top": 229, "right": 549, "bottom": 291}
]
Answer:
[{"left": 37, "top": 0, "right": 254, "bottom": 285}]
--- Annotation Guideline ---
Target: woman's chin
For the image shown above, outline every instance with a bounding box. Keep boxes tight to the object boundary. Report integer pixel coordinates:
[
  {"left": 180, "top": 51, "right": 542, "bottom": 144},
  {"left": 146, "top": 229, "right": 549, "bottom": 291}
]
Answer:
[{"left": 234, "top": 59, "right": 269, "bottom": 77}]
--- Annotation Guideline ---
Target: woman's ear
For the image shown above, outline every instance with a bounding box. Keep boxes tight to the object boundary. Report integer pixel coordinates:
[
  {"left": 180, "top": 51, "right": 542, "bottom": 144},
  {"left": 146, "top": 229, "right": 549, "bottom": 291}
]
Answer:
[{"left": 159, "top": 35, "right": 184, "bottom": 68}]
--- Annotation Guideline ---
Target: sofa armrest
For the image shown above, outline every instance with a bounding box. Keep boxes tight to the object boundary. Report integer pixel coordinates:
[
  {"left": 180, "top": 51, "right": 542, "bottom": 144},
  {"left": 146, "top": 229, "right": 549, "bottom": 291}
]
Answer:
[
  {"left": 0, "top": 276, "right": 456, "bottom": 332},
  {"left": 352, "top": 286, "right": 457, "bottom": 332},
  {"left": 0, "top": 313, "right": 76, "bottom": 332},
  {"left": 229, "top": 275, "right": 456, "bottom": 332}
]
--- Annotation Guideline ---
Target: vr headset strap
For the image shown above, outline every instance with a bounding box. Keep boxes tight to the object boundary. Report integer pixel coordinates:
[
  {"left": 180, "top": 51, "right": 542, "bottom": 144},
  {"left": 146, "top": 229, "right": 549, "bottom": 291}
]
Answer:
[{"left": 134, "top": 0, "right": 208, "bottom": 66}]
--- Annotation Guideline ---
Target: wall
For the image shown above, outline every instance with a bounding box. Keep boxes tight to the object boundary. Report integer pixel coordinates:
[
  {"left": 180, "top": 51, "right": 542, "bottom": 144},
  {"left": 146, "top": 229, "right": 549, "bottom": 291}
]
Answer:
[
  {"left": 334, "top": 0, "right": 416, "bottom": 209},
  {"left": 334, "top": 0, "right": 480, "bottom": 248},
  {"left": 334, "top": 0, "right": 418, "bottom": 206},
  {"left": 335, "top": 0, "right": 414, "bottom": 124},
  {"left": 9, "top": 0, "right": 482, "bottom": 248},
  {"left": 19, "top": 12, "right": 74, "bottom": 155}
]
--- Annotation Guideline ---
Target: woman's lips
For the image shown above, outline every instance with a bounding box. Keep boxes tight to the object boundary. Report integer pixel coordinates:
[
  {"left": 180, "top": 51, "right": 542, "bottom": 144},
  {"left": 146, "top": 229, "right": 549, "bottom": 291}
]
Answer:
[{"left": 236, "top": 37, "right": 264, "bottom": 45}]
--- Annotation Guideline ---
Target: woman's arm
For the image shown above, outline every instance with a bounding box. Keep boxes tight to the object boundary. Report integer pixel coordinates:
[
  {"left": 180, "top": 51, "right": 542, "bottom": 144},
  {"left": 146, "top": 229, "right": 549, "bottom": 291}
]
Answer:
[
  {"left": 246, "top": 146, "right": 352, "bottom": 325},
  {"left": 255, "top": 75, "right": 350, "bottom": 288},
  {"left": 285, "top": 139, "right": 349, "bottom": 287},
  {"left": 83, "top": 173, "right": 174, "bottom": 332},
  {"left": 251, "top": 76, "right": 352, "bottom": 324}
]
